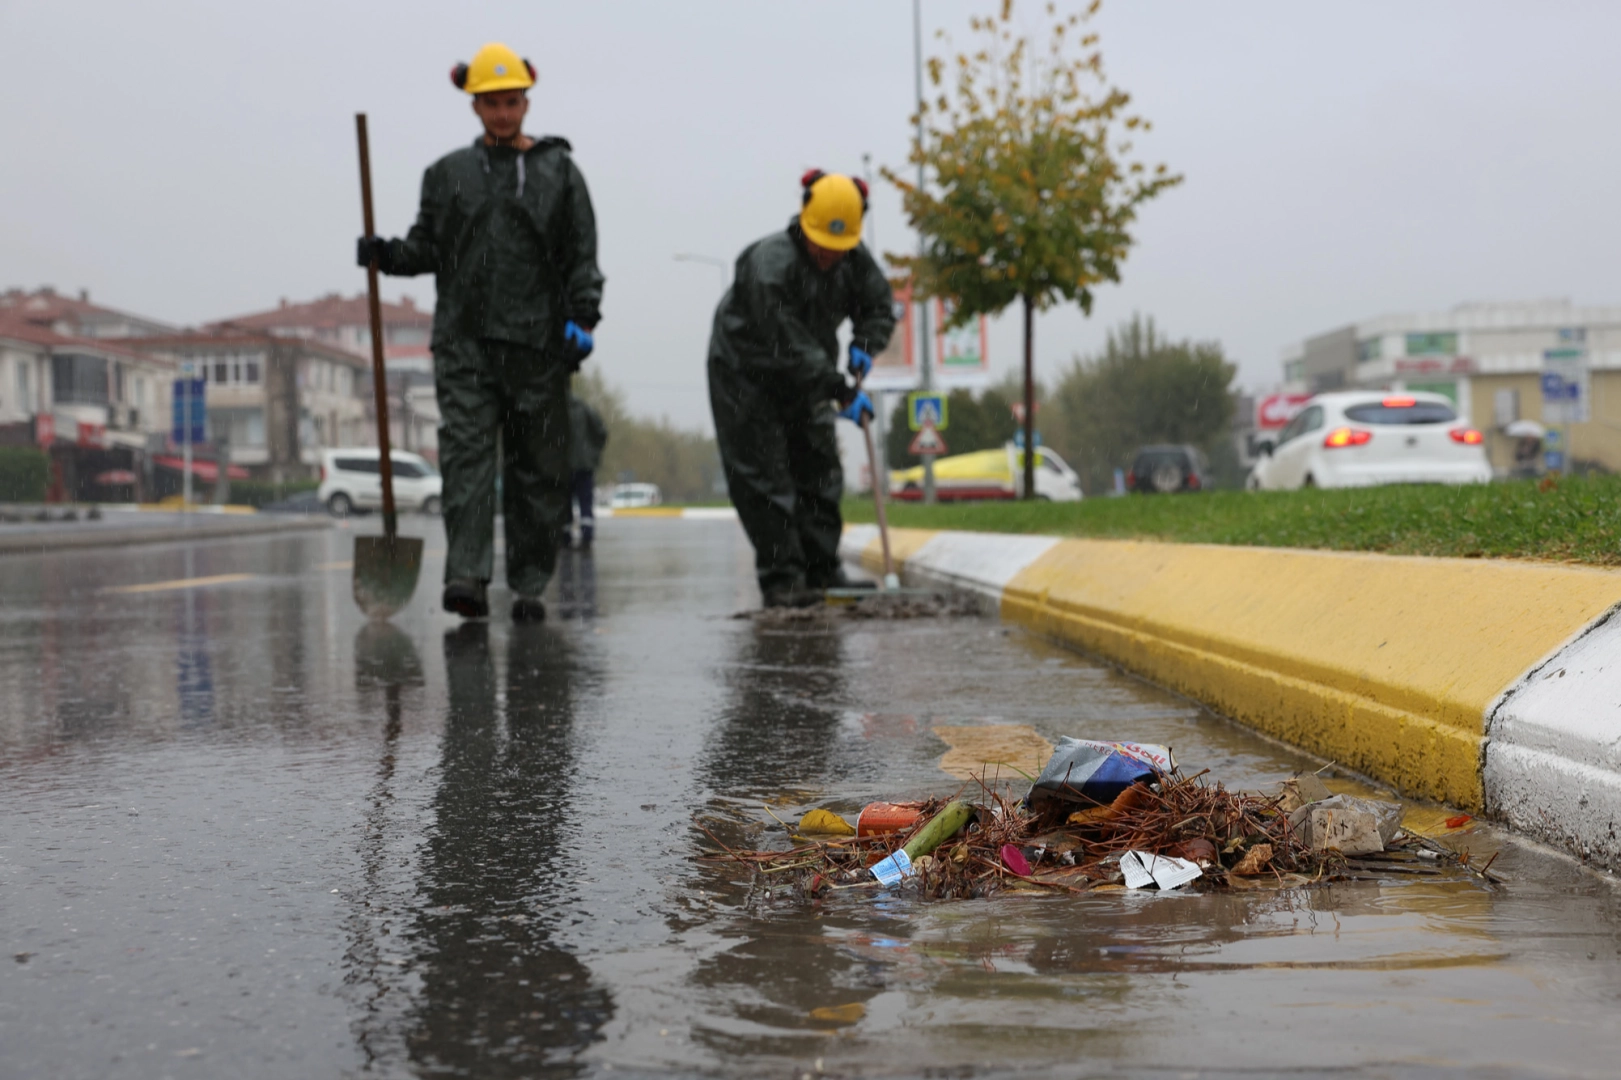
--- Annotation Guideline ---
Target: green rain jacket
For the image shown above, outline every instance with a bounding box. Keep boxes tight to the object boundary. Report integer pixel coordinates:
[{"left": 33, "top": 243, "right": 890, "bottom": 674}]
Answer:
[
  {"left": 707, "top": 221, "right": 895, "bottom": 399},
  {"left": 378, "top": 136, "right": 603, "bottom": 351},
  {"left": 567, "top": 395, "right": 608, "bottom": 473}
]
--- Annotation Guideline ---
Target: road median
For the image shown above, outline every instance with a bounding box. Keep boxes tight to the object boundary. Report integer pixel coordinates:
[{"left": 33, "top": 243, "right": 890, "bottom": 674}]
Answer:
[
  {"left": 841, "top": 524, "right": 1621, "bottom": 868},
  {"left": 0, "top": 510, "right": 331, "bottom": 555}
]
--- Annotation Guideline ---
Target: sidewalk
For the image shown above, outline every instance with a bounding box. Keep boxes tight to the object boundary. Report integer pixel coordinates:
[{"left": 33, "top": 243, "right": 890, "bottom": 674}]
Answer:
[
  {"left": 0, "top": 505, "right": 331, "bottom": 555},
  {"left": 842, "top": 524, "right": 1621, "bottom": 872}
]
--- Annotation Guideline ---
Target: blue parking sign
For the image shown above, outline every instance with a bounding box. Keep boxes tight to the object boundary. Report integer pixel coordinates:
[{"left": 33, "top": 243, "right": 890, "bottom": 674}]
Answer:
[{"left": 171, "top": 378, "right": 206, "bottom": 445}]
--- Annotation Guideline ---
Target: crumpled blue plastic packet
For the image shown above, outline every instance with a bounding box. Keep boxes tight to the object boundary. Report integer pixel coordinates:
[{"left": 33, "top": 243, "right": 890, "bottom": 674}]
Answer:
[
  {"left": 869, "top": 848, "right": 913, "bottom": 887},
  {"left": 1027, "top": 738, "right": 1175, "bottom": 810}
]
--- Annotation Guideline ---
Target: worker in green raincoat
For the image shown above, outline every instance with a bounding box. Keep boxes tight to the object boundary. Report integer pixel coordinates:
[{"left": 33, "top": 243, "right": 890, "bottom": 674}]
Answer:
[
  {"left": 357, "top": 42, "right": 603, "bottom": 622},
  {"left": 707, "top": 170, "right": 895, "bottom": 608},
  {"left": 562, "top": 391, "right": 607, "bottom": 551}
]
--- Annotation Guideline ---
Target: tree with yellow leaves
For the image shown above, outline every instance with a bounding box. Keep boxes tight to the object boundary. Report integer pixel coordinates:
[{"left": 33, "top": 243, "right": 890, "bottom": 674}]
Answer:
[{"left": 887, "top": 0, "right": 1181, "bottom": 498}]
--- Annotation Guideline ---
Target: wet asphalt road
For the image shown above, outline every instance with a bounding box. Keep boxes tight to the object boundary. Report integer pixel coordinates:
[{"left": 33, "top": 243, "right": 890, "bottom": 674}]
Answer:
[{"left": 2, "top": 516, "right": 1621, "bottom": 1079}]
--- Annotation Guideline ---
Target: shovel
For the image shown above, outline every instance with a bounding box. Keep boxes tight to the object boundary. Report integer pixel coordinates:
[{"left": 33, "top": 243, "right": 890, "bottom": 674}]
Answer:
[
  {"left": 825, "top": 380, "right": 927, "bottom": 602},
  {"left": 351, "top": 113, "right": 423, "bottom": 619}
]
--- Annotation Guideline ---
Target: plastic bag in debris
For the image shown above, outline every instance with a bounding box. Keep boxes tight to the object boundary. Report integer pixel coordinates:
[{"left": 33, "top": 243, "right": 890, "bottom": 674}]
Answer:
[
  {"left": 1288, "top": 794, "right": 1403, "bottom": 856},
  {"left": 1027, "top": 738, "right": 1175, "bottom": 811}
]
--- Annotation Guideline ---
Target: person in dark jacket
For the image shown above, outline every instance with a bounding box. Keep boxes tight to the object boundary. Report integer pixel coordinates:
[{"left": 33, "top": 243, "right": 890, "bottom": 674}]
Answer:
[
  {"left": 562, "top": 392, "right": 607, "bottom": 550},
  {"left": 707, "top": 171, "right": 895, "bottom": 608},
  {"left": 357, "top": 42, "right": 603, "bottom": 623}
]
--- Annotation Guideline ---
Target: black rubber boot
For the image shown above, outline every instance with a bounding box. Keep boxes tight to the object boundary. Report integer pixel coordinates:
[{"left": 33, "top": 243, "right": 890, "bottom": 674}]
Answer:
[
  {"left": 813, "top": 569, "right": 876, "bottom": 591},
  {"left": 762, "top": 586, "right": 823, "bottom": 609},
  {"left": 511, "top": 595, "right": 547, "bottom": 623},
  {"left": 442, "top": 578, "right": 489, "bottom": 619}
]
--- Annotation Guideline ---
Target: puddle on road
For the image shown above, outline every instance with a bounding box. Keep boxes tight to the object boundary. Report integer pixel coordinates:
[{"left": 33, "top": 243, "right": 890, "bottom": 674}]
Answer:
[{"left": 2, "top": 522, "right": 1620, "bottom": 1079}]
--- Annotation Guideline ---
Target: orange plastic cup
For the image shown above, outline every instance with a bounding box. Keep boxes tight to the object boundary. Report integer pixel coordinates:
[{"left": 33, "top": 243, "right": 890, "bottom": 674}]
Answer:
[{"left": 856, "top": 802, "right": 924, "bottom": 837}]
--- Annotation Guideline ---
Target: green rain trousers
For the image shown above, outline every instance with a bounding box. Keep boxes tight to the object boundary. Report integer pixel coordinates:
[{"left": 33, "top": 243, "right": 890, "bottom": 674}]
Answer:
[
  {"left": 435, "top": 337, "right": 571, "bottom": 595},
  {"left": 706, "top": 222, "right": 895, "bottom": 595}
]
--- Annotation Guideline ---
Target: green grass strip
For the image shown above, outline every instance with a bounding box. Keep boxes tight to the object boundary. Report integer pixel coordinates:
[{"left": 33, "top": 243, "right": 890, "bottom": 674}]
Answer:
[{"left": 843, "top": 475, "right": 1621, "bottom": 566}]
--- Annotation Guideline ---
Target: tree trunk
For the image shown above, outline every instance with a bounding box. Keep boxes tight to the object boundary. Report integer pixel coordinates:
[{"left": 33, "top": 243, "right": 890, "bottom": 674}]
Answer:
[{"left": 1022, "top": 293, "right": 1036, "bottom": 500}]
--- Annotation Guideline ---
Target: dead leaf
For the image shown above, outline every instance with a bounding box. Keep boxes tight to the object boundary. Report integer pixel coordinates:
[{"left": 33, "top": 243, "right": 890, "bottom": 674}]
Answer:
[
  {"left": 809, "top": 1002, "right": 866, "bottom": 1024},
  {"left": 798, "top": 809, "right": 856, "bottom": 837},
  {"left": 1231, "top": 843, "right": 1273, "bottom": 876}
]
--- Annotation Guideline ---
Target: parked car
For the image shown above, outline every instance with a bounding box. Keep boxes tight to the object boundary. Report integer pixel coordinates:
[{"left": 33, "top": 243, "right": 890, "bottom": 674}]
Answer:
[
  {"left": 610, "top": 482, "right": 663, "bottom": 509},
  {"left": 1246, "top": 391, "right": 1490, "bottom": 491},
  {"left": 889, "top": 443, "right": 1083, "bottom": 502},
  {"left": 318, "top": 449, "right": 443, "bottom": 516},
  {"left": 1126, "top": 445, "right": 1210, "bottom": 493}
]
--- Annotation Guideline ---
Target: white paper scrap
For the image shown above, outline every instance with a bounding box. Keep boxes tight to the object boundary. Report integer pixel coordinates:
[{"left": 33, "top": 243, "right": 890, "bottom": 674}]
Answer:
[
  {"left": 1120, "top": 850, "right": 1202, "bottom": 891},
  {"left": 869, "top": 849, "right": 913, "bottom": 887}
]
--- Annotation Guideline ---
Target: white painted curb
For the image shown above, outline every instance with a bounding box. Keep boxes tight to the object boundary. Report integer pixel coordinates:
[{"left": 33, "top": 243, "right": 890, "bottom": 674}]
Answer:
[
  {"left": 843, "top": 524, "right": 1621, "bottom": 873},
  {"left": 1486, "top": 607, "right": 1621, "bottom": 871}
]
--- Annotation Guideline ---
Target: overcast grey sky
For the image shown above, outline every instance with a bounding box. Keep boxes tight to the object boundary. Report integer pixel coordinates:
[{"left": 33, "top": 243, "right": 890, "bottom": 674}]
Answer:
[{"left": 4, "top": 1, "right": 1619, "bottom": 433}]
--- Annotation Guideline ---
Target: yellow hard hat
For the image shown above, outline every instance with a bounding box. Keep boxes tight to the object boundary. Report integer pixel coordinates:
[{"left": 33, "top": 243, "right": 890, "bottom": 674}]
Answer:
[
  {"left": 451, "top": 42, "right": 536, "bottom": 95},
  {"left": 798, "top": 170, "right": 867, "bottom": 251}
]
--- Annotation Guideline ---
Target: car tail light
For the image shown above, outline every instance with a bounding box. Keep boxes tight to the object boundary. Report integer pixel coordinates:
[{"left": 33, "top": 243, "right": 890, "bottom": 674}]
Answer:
[
  {"left": 319, "top": 464, "right": 326, "bottom": 482},
  {"left": 1450, "top": 428, "right": 1484, "bottom": 445},
  {"left": 1187, "top": 474, "right": 1201, "bottom": 490},
  {"left": 1382, "top": 396, "right": 1416, "bottom": 407},
  {"left": 1323, "top": 427, "right": 1372, "bottom": 449}
]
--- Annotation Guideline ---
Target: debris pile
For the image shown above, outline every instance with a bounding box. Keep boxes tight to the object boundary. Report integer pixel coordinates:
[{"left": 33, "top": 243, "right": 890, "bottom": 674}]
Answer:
[
  {"left": 698, "top": 739, "right": 1501, "bottom": 901},
  {"left": 738, "top": 590, "right": 983, "bottom": 624}
]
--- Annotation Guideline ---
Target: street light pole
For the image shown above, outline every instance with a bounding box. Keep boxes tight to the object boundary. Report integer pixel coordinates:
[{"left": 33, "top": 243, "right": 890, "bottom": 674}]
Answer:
[
  {"left": 913, "top": 0, "right": 936, "bottom": 504},
  {"left": 673, "top": 253, "right": 730, "bottom": 290}
]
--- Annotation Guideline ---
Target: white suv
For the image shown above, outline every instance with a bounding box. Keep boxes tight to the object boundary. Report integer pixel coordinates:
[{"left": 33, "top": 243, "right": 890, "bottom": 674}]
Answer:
[{"left": 318, "top": 448, "right": 443, "bottom": 516}]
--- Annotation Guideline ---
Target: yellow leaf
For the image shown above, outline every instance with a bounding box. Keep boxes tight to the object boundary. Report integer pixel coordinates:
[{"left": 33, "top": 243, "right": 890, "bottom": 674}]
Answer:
[
  {"left": 798, "top": 809, "right": 856, "bottom": 837},
  {"left": 809, "top": 1002, "right": 866, "bottom": 1024}
]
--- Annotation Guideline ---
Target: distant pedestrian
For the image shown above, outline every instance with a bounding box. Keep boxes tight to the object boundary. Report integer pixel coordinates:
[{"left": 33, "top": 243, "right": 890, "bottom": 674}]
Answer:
[
  {"left": 563, "top": 392, "right": 608, "bottom": 551},
  {"left": 356, "top": 41, "right": 603, "bottom": 623},
  {"left": 707, "top": 170, "right": 895, "bottom": 608}
]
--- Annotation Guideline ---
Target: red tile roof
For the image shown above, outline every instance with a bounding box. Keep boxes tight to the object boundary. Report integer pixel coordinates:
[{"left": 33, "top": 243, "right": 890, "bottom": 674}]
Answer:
[
  {"left": 129, "top": 328, "right": 368, "bottom": 368},
  {"left": 211, "top": 292, "right": 432, "bottom": 332},
  {"left": 0, "top": 312, "right": 159, "bottom": 362},
  {"left": 0, "top": 287, "right": 174, "bottom": 331}
]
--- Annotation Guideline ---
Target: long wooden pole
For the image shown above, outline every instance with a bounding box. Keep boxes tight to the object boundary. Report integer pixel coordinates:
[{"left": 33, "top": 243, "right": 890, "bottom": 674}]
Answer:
[
  {"left": 1022, "top": 293, "right": 1036, "bottom": 500},
  {"left": 861, "top": 415, "right": 897, "bottom": 587},
  {"left": 355, "top": 114, "right": 398, "bottom": 543}
]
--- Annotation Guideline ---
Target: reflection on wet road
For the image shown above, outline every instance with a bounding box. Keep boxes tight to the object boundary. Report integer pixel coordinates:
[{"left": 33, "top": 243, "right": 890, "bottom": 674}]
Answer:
[{"left": 2, "top": 519, "right": 1620, "bottom": 1078}]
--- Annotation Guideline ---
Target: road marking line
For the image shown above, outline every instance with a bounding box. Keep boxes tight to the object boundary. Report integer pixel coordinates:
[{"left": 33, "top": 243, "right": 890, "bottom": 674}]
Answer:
[{"left": 105, "top": 573, "right": 258, "bottom": 595}]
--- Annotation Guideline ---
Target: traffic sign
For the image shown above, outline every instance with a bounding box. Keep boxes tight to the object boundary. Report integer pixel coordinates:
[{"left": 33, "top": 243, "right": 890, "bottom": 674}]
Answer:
[
  {"left": 1542, "top": 348, "right": 1589, "bottom": 424},
  {"left": 907, "top": 391, "right": 947, "bottom": 432},
  {"left": 171, "top": 378, "right": 206, "bottom": 445},
  {"left": 909, "top": 422, "right": 948, "bottom": 456}
]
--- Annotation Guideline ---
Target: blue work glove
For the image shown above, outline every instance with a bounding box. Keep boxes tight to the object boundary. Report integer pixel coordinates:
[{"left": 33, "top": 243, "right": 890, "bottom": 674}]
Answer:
[
  {"left": 838, "top": 389, "right": 875, "bottom": 426},
  {"left": 848, "top": 344, "right": 874, "bottom": 380},
  {"left": 563, "top": 320, "right": 595, "bottom": 372}
]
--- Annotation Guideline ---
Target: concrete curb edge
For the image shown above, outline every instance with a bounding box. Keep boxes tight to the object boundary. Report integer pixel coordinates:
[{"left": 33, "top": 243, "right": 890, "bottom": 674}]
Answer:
[{"left": 841, "top": 525, "right": 1621, "bottom": 872}]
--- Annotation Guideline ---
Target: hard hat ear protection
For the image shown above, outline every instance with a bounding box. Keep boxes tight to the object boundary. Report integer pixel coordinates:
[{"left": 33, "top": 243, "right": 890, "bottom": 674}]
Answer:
[
  {"left": 801, "top": 169, "right": 869, "bottom": 212},
  {"left": 451, "top": 58, "right": 537, "bottom": 91}
]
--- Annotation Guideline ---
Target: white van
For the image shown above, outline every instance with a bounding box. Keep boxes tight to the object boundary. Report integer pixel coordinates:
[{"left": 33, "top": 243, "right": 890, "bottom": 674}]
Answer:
[{"left": 318, "top": 448, "right": 443, "bottom": 516}]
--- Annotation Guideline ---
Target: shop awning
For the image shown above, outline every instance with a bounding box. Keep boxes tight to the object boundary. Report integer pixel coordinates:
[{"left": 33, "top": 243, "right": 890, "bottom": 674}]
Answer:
[{"left": 152, "top": 455, "right": 250, "bottom": 481}]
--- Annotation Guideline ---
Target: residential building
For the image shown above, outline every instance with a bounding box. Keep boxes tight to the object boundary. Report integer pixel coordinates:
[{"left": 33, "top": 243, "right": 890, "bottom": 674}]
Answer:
[
  {"left": 129, "top": 330, "right": 372, "bottom": 482},
  {"left": 0, "top": 305, "right": 180, "bottom": 501},
  {"left": 1282, "top": 300, "right": 1621, "bottom": 474},
  {"left": 210, "top": 292, "right": 440, "bottom": 457},
  {"left": 209, "top": 292, "right": 434, "bottom": 371}
]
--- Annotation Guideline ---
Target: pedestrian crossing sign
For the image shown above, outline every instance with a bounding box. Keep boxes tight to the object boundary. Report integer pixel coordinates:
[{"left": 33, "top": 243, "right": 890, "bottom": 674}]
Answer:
[{"left": 907, "top": 391, "right": 947, "bottom": 432}]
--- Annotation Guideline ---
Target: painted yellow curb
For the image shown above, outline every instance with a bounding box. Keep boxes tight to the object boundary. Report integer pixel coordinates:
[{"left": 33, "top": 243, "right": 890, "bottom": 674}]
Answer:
[
  {"left": 868, "top": 528, "right": 1621, "bottom": 811},
  {"left": 610, "top": 507, "right": 684, "bottom": 518}
]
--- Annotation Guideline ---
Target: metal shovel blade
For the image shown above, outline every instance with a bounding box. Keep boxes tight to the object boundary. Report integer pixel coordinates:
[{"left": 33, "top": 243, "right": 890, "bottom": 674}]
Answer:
[{"left": 353, "top": 535, "right": 424, "bottom": 620}]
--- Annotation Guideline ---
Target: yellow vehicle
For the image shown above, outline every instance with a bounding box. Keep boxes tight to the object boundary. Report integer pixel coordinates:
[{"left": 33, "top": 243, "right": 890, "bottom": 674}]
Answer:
[{"left": 889, "top": 443, "right": 1083, "bottom": 502}]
